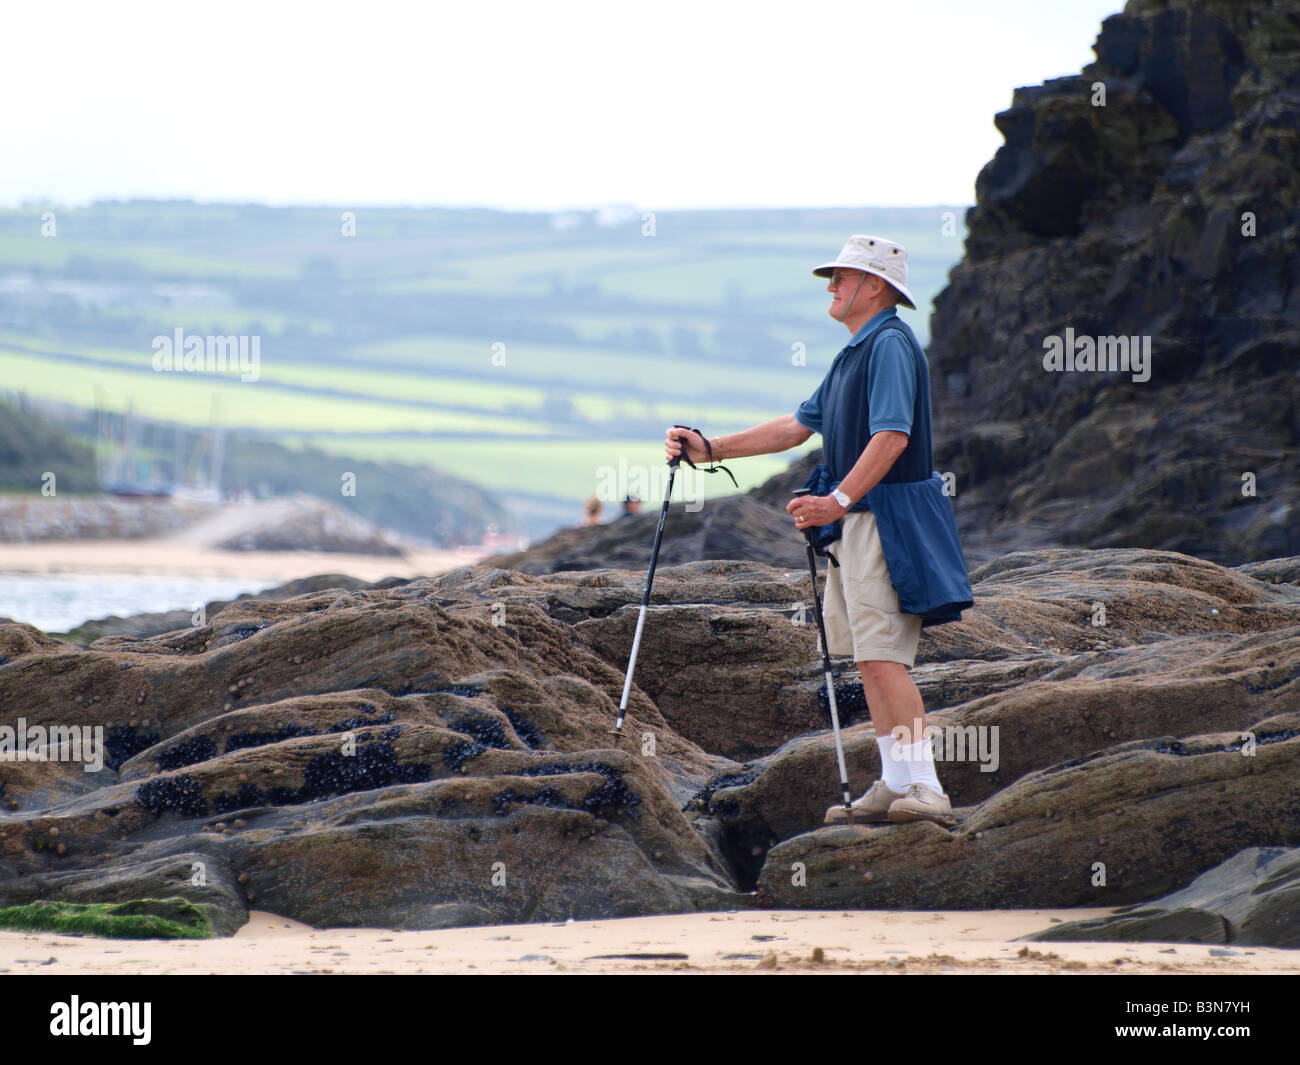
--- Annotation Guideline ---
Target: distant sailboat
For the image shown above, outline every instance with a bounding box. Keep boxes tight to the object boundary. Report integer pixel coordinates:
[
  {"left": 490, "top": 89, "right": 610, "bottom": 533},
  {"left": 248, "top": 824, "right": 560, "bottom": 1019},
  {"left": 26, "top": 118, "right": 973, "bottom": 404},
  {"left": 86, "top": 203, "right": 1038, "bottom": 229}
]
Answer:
[{"left": 97, "top": 391, "right": 224, "bottom": 502}]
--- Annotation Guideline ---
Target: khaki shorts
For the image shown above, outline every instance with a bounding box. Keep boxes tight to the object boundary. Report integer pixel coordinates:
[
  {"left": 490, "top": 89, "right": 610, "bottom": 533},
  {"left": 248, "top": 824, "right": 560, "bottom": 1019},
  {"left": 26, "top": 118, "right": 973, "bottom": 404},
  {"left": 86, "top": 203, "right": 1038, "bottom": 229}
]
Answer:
[{"left": 820, "top": 509, "right": 923, "bottom": 666}]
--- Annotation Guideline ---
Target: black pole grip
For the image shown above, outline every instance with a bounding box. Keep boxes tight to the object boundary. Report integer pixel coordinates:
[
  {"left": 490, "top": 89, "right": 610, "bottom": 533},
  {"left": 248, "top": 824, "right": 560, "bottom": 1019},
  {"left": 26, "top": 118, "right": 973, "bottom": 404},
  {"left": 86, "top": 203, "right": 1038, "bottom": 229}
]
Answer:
[
  {"left": 670, "top": 423, "right": 702, "bottom": 465},
  {"left": 791, "top": 488, "right": 816, "bottom": 545}
]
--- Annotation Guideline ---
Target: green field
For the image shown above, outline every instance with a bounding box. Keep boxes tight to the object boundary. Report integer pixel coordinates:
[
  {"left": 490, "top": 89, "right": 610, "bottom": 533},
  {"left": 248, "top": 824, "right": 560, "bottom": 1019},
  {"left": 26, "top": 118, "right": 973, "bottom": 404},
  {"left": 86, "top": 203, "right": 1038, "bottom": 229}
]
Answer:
[
  {"left": 0, "top": 346, "right": 540, "bottom": 435},
  {"left": 0, "top": 234, "right": 295, "bottom": 278},
  {"left": 0, "top": 338, "right": 797, "bottom": 438},
  {"left": 288, "top": 433, "right": 818, "bottom": 504}
]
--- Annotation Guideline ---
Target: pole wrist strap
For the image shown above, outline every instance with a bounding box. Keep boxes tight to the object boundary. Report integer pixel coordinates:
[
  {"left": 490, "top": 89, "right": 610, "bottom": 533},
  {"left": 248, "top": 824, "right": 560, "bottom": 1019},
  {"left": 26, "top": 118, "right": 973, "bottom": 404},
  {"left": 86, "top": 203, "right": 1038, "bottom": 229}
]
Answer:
[{"left": 672, "top": 424, "right": 739, "bottom": 488}]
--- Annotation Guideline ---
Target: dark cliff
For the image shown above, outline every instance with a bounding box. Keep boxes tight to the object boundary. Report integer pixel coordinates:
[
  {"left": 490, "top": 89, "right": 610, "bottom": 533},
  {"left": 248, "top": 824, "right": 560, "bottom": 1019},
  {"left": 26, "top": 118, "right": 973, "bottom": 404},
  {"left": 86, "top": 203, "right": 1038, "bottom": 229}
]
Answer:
[{"left": 928, "top": 0, "right": 1299, "bottom": 564}]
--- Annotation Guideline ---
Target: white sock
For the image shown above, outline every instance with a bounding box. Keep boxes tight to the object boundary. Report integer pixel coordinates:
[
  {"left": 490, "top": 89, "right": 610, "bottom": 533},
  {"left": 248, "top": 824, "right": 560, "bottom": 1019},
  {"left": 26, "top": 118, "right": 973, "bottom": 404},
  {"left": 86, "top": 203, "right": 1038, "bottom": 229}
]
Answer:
[
  {"left": 875, "top": 735, "right": 908, "bottom": 792},
  {"left": 898, "top": 738, "right": 944, "bottom": 794}
]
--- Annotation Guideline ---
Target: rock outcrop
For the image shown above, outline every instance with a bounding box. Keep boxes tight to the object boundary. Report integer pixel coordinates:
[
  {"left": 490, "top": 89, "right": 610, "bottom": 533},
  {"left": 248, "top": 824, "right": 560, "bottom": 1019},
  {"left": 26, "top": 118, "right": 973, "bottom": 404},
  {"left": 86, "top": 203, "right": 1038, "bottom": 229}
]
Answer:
[
  {"left": 55, "top": 574, "right": 375, "bottom": 645},
  {"left": 211, "top": 493, "right": 405, "bottom": 555},
  {"left": 2, "top": 546, "right": 1298, "bottom": 942},
  {"left": 0, "top": 573, "right": 745, "bottom": 930},
  {"left": 926, "top": 0, "right": 1300, "bottom": 565},
  {"left": 0, "top": 494, "right": 216, "bottom": 543},
  {"left": 755, "top": 716, "right": 1300, "bottom": 911},
  {"left": 1022, "top": 846, "right": 1300, "bottom": 947}
]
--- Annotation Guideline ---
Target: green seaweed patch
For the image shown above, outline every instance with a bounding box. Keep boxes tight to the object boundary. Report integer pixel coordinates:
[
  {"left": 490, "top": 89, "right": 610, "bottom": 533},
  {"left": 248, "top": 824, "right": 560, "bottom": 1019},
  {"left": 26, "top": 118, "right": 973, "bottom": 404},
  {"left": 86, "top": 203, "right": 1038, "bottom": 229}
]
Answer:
[{"left": 0, "top": 898, "right": 213, "bottom": 939}]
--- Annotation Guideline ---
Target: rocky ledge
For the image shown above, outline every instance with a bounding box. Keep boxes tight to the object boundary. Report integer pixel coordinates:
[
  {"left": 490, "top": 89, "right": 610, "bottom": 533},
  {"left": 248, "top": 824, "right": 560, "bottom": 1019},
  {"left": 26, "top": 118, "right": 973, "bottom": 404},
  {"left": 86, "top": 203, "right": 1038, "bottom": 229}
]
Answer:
[{"left": 1, "top": 547, "right": 1298, "bottom": 943}]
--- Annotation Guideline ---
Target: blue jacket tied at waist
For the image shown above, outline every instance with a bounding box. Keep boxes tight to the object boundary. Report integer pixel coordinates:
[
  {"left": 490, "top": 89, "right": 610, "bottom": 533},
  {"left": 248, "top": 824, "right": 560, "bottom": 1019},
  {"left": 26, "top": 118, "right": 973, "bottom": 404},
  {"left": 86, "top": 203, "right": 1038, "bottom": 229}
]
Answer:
[{"left": 802, "top": 464, "right": 972, "bottom": 628}]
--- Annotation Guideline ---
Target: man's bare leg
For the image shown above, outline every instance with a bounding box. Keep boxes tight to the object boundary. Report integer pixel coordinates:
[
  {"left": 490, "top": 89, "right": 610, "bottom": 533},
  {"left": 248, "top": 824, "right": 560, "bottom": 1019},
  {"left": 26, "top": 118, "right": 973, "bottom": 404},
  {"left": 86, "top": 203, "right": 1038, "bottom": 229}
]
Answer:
[{"left": 856, "top": 659, "right": 925, "bottom": 746}]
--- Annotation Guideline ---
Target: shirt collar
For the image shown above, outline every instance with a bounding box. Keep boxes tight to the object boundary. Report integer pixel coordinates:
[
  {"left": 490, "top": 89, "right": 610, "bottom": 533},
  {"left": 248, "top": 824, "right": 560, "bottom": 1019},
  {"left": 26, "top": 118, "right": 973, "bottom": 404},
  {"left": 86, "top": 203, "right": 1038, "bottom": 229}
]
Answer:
[{"left": 846, "top": 306, "right": 899, "bottom": 349}]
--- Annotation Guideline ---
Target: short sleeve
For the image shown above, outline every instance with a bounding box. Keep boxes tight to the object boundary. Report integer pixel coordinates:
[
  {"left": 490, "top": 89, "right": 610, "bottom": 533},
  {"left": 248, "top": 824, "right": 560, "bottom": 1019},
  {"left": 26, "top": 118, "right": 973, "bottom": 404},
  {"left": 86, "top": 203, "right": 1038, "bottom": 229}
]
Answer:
[
  {"left": 867, "top": 333, "right": 915, "bottom": 436},
  {"left": 794, "top": 373, "right": 827, "bottom": 434}
]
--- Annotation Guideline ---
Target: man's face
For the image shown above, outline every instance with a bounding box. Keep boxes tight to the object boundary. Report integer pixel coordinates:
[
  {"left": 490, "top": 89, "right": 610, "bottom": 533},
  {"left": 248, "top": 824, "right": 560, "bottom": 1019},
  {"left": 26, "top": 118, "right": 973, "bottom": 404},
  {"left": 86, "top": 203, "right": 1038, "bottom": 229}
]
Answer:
[{"left": 826, "top": 268, "right": 869, "bottom": 321}]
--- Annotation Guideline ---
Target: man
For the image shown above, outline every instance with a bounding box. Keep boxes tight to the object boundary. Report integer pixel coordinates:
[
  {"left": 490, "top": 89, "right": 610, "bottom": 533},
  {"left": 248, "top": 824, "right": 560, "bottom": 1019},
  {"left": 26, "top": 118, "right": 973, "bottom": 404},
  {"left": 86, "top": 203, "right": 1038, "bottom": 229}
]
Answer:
[{"left": 665, "top": 235, "right": 952, "bottom": 825}]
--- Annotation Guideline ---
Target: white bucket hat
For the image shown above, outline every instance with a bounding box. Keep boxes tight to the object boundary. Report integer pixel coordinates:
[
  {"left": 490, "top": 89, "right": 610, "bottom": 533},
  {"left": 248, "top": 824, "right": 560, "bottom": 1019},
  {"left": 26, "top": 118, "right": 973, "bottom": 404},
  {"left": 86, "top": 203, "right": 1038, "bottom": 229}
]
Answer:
[{"left": 813, "top": 234, "right": 917, "bottom": 310}]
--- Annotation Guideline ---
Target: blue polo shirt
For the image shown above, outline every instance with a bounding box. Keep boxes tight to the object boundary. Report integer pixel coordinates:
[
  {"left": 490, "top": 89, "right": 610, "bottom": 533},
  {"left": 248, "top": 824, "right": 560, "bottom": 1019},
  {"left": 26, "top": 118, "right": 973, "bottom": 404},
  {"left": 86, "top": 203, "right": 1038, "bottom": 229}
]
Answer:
[{"left": 793, "top": 307, "right": 933, "bottom": 511}]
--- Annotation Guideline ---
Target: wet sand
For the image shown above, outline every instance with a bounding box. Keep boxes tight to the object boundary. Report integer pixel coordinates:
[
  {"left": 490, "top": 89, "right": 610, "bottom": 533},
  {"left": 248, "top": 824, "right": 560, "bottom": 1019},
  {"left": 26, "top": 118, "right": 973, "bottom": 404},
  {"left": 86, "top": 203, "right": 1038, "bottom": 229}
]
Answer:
[
  {"left": 1, "top": 908, "right": 1294, "bottom": 975},
  {"left": 0, "top": 538, "right": 471, "bottom": 584}
]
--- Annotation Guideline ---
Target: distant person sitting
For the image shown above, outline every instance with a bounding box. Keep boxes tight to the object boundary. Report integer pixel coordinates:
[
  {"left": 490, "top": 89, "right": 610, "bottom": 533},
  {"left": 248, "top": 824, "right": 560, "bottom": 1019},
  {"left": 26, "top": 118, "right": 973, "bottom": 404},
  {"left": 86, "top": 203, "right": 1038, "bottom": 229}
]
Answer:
[
  {"left": 618, "top": 495, "right": 642, "bottom": 520},
  {"left": 580, "top": 495, "right": 603, "bottom": 526}
]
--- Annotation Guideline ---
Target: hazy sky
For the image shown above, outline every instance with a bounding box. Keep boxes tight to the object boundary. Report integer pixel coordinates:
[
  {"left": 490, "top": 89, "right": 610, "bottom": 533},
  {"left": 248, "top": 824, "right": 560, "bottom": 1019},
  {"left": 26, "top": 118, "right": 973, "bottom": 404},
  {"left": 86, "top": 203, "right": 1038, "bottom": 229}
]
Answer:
[{"left": 6, "top": 0, "right": 1125, "bottom": 211}]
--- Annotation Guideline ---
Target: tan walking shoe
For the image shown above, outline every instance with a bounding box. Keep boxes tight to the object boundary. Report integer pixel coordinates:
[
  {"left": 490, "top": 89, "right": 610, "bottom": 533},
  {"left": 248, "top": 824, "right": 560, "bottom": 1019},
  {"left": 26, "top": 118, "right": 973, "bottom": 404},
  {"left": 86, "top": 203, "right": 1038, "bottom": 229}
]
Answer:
[
  {"left": 886, "top": 783, "right": 953, "bottom": 823},
  {"left": 823, "top": 780, "right": 906, "bottom": 825}
]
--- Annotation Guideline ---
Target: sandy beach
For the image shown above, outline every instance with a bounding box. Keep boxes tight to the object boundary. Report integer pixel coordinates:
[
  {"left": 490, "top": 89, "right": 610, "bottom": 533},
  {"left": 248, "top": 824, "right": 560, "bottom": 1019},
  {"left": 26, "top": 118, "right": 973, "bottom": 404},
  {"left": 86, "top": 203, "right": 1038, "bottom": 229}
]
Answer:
[
  {"left": 0, "top": 538, "right": 469, "bottom": 584},
  {"left": 1, "top": 908, "right": 1295, "bottom": 975}
]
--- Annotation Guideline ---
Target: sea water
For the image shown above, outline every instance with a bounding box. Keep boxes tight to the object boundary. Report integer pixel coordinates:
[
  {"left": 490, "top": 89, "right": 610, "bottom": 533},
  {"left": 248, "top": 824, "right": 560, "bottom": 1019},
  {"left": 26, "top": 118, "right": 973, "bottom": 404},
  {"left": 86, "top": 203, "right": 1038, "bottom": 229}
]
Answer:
[{"left": 0, "top": 574, "right": 277, "bottom": 634}]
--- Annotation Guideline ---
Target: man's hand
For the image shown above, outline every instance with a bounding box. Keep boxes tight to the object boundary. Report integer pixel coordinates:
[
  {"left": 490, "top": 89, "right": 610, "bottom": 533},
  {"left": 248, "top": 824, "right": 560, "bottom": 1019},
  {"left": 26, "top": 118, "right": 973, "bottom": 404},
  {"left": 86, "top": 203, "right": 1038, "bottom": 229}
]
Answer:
[
  {"left": 664, "top": 426, "right": 709, "bottom": 464},
  {"left": 786, "top": 493, "right": 846, "bottom": 530}
]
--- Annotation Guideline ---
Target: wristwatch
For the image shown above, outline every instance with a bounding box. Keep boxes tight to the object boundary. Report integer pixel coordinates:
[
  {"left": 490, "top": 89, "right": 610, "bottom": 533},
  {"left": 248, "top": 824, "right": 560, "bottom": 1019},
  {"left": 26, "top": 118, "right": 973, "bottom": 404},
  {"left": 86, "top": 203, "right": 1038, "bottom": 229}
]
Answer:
[{"left": 831, "top": 488, "right": 852, "bottom": 511}]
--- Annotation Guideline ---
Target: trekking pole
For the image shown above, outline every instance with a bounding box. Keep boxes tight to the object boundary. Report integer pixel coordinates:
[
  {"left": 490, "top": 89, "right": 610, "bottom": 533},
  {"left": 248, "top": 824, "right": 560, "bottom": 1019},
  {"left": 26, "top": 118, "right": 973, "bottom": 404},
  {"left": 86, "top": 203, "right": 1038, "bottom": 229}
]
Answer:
[
  {"left": 610, "top": 427, "right": 686, "bottom": 743},
  {"left": 792, "top": 488, "right": 854, "bottom": 821}
]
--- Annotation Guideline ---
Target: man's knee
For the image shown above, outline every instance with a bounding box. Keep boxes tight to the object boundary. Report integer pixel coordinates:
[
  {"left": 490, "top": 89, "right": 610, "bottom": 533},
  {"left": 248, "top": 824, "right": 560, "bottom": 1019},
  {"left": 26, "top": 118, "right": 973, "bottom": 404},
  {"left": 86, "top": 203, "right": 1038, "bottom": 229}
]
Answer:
[{"left": 856, "top": 659, "right": 908, "bottom": 683}]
